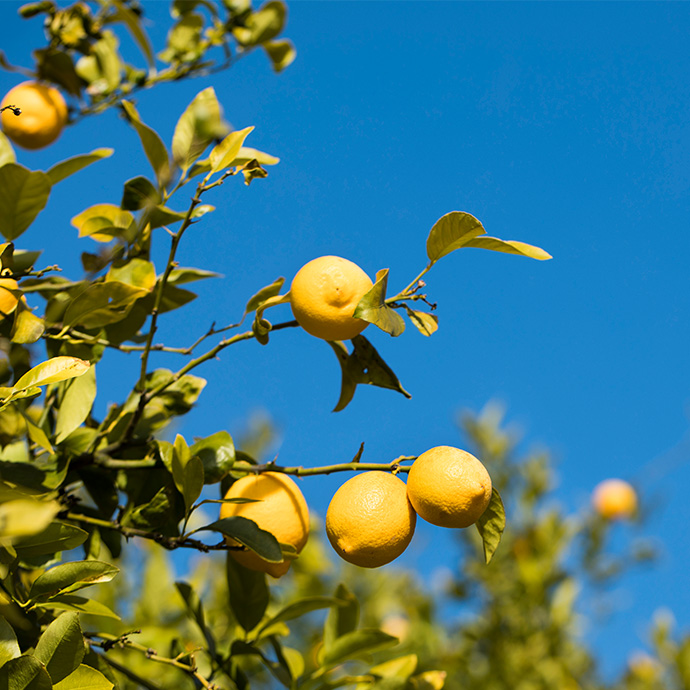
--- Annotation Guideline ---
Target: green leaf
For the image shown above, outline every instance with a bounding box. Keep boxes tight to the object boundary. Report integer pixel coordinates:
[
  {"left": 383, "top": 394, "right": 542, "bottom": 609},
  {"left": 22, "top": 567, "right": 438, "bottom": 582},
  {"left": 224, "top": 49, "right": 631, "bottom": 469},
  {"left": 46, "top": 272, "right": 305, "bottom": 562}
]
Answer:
[
  {"left": 33, "top": 594, "right": 120, "bottom": 619},
  {"left": 0, "top": 499, "right": 60, "bottom": 541},
  {"left": 323, "top": 583, "right": 359, "bottom": 652},
  {"left": 329, "top": 336, "right": 411, "bottom": 412},
  {"left": 354, "top": 269, "right": 405, "bottom": 337},
  {"left": 0, "top": 655, "right": 52, "bottom": 690},
  {"left": 172, "top": 87, "right": 229, "bottom": 173},
  {"left": 425, "top": 211, "right": 486, "bottom": 263},
  {"left": 110, "top": 0, "right": 154, "bottom": 68},
  {"left": 191, "top": 431, "right": 235, "bottom": 484},
  {"left": 30, "top": 561, "right": 119, "bottom": 600},
  {"left": 0, "top": 133, "right": 16, "bottom": 168},
  {"left": 120, "top": 101, "right": 171, "bottom": 188},
  {"left": 71, "top": 204, "right": 137, "bottom": 244},
  {"left": 13, "top": 521, "right": 88, "bottom": 558},
  {"left": 146, "top": 204, "right": 186, "bottom": 229},
  {"left": 319, "top": 629, "right": 398, "bottom": 668},
  {"left": 199, "top": 516, "right": 283, "bottom": 562},
  {"left": 34, "top": 48, "right": 82, "bottom": 97},
  {"left": 0, "top": 617, "right": 20, "bottom": 667},
  {"left": 63, "top": 282, "right": 147, "bottom": 328},
  {"left": 177, "top": 452, "right": 204, "bottom": 512},
  {"left": 55, "top": 365, "right": 96, "bottom": 443},
  {"left": 233, "top": 0, "right": 286, "bottom": 46},
  {"left": 263, "top": 39, "right": 296, "bottom": 73},
  {"left": 368, "top": 655, "right": 418, "bottom": 681},
  {"left": 463, "top": 236, "right": 552, "bottom": 260},
  {"left": 168, "top": 266, "right": 221, "bottom": 285},
  {"left": 226, "top": 554, "right": 269, "bottom": 633},
  {"left": 34, "top": 612, "right": 84, "bottom": 683},
  {"left": 106, "top": 258, "right": 156, "bottom": 291},
  {"left": 120, "top": 176, "right": 161, "bottom": 211},
  {"left": 244, "top": 277, "right": 285, "bottom": 319},
  {"left": 403, "top": 306, "right": 438, "bottom": 337},
  {"left": 21, "top": 413, "right": 53, "bottom": 454},
  {"left": 410, "top": 671, "right": 447, "bottom": 689},
  {"left": 210, "top": 127, "right": 255, "bottom": 173},
  {"left": 233, "top": 147, "right": 280, "bottom": 167},
  {"left": 175, "top": 581, "right": 216, "bottom": 655},
  {"left": 53, "top": 664, "right": 113, "bottom": 690},
  {"left": 475, "top": 487, "right": 505, "bottom": 564},
  {"left": 14, "top": 357, "right": 90, "bottom": 391},
  {"left": 10, "top": 309, "right": 45, "bottom": 345},
  {"left": 46, "top": 149, "right": 114, "bottom": 186},
  {"left": 257, "top": 597, "right": 345, "bottom": 637},
  {"left": 0, "top": 164, "right": 51, "bottom": 241}
]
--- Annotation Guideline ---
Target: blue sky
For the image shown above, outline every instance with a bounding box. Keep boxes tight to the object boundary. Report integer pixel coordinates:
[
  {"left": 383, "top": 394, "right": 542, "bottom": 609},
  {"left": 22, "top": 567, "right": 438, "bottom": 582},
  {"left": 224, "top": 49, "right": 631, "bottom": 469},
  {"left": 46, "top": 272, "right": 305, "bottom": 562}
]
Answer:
[{"left": 2, "top": 0, "right": 690, "bottom": 678}]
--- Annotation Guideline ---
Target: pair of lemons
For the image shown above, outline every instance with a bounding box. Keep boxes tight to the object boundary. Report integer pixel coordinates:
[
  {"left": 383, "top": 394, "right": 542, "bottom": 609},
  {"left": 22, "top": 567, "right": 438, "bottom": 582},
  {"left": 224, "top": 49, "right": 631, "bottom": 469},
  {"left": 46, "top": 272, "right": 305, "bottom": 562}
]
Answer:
[
  {"left": 221, "top": 446, "right": 492, "bottom": 577},
  {"left": 1, "top": 81, "right": 68, "bottom": 150}
]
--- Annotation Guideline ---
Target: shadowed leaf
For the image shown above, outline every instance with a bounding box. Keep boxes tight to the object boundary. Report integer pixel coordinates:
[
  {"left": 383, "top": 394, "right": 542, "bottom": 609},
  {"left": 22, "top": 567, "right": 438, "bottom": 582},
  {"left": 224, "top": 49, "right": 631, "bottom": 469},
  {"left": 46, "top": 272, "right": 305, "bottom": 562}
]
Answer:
[
  {"left": 476, "top": 487, "right": 505, "bottom": 564},
  {"left": 0, "top": 164, "right": 51, "bottom": 241},
  {"left": 354, "top": 269, "right": 405, "bottom": 337}
]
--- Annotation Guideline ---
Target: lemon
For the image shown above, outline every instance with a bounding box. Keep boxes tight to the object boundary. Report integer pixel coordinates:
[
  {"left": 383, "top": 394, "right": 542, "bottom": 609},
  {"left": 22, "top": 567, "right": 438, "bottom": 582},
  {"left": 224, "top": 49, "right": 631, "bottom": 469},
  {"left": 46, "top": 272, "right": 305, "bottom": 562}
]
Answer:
[
  {"left": 0, "top": 279, "right": 20, "bottom": 319},
  {"left": 289, "top": 255, "right": 373, "bottom": 341},
  {"left": 1, "top": 81, "right": 68, "bottom": 150},
  {"left": 592, "top": 478, "right": 637, "bottom": 520},
  {"left": 406, "top": 446, "right": 492, "bottom": 528},
  {"left": 326, "top": 471, "right": 416, "bottom": 568},
  {"left": 220, "top": 471, "right": 309, "bottom": 578}
]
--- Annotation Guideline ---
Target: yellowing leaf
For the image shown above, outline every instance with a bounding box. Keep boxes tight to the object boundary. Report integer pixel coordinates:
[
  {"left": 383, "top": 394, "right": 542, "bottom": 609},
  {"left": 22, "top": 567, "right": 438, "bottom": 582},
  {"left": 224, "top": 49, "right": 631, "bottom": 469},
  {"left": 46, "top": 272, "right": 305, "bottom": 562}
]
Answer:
[
  {"left": 210, "top": 126, "right": 255, "bottom": 173},
  {"left": 464, "top": 236, "right": 552, "bottom": 260},
  {"left": 14, "top": 356, "right": 91, "bottom": 391}
]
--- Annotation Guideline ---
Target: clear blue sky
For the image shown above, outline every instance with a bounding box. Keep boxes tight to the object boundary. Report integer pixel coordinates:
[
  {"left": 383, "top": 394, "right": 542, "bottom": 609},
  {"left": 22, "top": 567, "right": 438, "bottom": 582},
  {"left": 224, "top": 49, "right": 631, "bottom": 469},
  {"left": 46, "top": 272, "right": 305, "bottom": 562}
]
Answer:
[{"left": 2, "top": 0, "right": 689, "bottom": 678}]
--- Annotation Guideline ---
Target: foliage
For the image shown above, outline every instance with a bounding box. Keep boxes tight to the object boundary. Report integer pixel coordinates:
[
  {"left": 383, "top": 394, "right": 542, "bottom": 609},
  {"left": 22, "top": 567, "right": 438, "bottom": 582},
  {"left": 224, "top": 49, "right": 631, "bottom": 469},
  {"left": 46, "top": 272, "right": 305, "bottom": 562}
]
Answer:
[{"left": 0, "top": 2, "right": 685, "bottom": 690}]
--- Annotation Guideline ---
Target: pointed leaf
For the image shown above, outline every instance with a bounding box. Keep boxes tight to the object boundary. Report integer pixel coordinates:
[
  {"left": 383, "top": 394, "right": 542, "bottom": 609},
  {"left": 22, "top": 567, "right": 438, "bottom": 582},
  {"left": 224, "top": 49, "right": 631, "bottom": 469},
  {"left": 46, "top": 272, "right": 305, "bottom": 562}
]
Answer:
[
  {"left": 233, "top": 147, "right": 280, "bottom": 167},
  {"left": 21, "top": 413, "right": 53, "bottom": 454},
  {"left": 53, "top": 664, "right": 113, "bottom": 690},
  {"left": 258, "top": 597, "right": 345, "bottom": 637},
  {"left": 71, "top": 204, "right": 137, "bottom": 243},
  {"left": 33, "top": 595, "right": 120, "bottom": 619},
  {"left": 210, "top": 127, "right": 254, "bottom": 173},
  {"left": 264, "top": 39, "right": 296, "bottom": 73},
  {"left": 121, "top": 101, "right": 171, "bottom": 188},
  {"left": 0, "top": 164, "right": 51, "bottom": 241},
  {"left": 463, "top": 236, "right": 552, "bottom": 260},
  {"left": 182, "top": 455, "right": 204, "bottom": 511},
  {"left": 63, "top": 282, "right": 147, "bottom": 328},
  {"left": 244, "top": 277, "right": 285, "bottom": 318},
  {"left": 354, "top": 269, "right": 405, "bottom": 337},
  {"left": 110, "top": 0, "right": 154, "bottom": 68},
  {"left": 191, "top": 431, "right": 235, "bottom": 484},
  {"left": 55, "top": 365, "right": 96, "bottom": 443},
  {"left": 425, "top": 211, "right": 486, "bottom": 263},
  {"left": 10, "top": 309, "right": 45, "bottom": 344},
  {"left": 30, "top": 561, "right": 119, "bottom": 600},
  {"left": 14, "top": 357, "right": 90, "bottom": 391},
  {"left": 199, "top": 516, "right": 283, "bottom": 563},
  {"left": 0, "top": 617, "right": 20, "bottom": 667},
  {"left": 226, "top": 554, "right": 269, "bottom": 632},
  {"left": 13, "top": 522, "right": 88, "bottom": 558},
  {"left": 34, "top": 612, "right": 84, "bottom": 683},
  {"left": 475, "top": 487, "right": 505, "bottom": 564},
  {"left": 0, "top": 655, "right": 52, "bottom": 690},
  {"left": 0, "top": 499, "right": 60, "bottom": 541},
  {"left": 46, "top": 149, "right": 114, "bottom": 186},
  {"left": 0, "top": 133, "right": 15, "bottom": 168},
  {"left": 175, "top": 581, "right": 216, "bottom": 655},
  {"left": 233, "top": 0, "right": 286, "bottom": 46},
  {"left": 323, "top": 583, "right": 359, "bottom": 652}
]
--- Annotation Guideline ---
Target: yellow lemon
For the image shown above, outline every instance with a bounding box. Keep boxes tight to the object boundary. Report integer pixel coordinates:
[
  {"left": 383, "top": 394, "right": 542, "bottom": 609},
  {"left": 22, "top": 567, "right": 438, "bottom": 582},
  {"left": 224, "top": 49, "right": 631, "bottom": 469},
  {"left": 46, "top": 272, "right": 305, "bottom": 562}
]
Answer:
[
  {"left": 289, "top": 256, "right": 373, "bottom": 341},
  {"left": 0, "top": 279, "right": 20, "bottom": 319},
  {"left": 220, "top": 471, "right": 309, "bottom": 578},
  {"left": 407, "top": 446, "right": 492, "bottom": 528},
  {"left": 1, "top": 81, "right": 68, "bottom": 150},
  {"left": 592, "top": 479, "right": 637, "bottom": 520},
  {"left": 326, "top": 471, "right": 416, "bottom": 568}
]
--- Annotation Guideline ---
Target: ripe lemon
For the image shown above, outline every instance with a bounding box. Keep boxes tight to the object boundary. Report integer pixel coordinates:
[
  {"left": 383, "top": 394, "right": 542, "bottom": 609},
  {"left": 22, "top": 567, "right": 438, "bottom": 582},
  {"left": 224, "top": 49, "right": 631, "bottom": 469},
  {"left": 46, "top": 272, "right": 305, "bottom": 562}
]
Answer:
[
  {"left": 406, "top": 446, "right": 492, "bottom": 528},
  {"left": 0, "top": 279, "right": 20, "bottom": 319},
  {"left": 220, "top": 471, "right": 309, "bottom": 578},
  {"left": 1, "top": 81, "right": 68, "bottom": 150},
  {"left": 592, "top": 478, "right": 637, "bottom": 520},
  {"left": 289, "top": 256, "right": 373, "bottom": 341},
  {"left": 326, "top": 471, "right": 416, "bottom": 568}
]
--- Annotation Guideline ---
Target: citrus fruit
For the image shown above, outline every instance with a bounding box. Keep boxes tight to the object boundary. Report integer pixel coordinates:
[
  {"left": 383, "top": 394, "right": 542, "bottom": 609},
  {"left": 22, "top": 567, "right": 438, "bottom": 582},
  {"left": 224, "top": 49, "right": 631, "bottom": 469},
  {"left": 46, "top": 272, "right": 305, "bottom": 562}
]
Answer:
[
  {"left": 325, "top": 471, "right": 416, "bottom": 568},
  {"left": 220, "top": 471, "right": 309, "bottom": 578},
  {"left": 1, "top": 81, "right": 68, "bottom": 150},
  {"left": 406, "top": 446, "right": 492, "bottom": 528},
  {"left": 0, "top": 279, "right": 20, "bottom": 319},
  {"left": 592, "top": 478, "right": 637, "bottom": 520},
  {"left": 289, "top": 255, "right": 373, "bottom": 341}
]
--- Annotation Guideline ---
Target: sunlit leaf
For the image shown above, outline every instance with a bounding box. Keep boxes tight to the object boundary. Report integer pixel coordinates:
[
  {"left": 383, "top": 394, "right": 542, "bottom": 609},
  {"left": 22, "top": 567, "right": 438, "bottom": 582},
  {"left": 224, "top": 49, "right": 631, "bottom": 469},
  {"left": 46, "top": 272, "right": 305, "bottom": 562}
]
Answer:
[
  {"left": 10, "top": 308, "right": 45, "bottom": 344},
  {"left": 0, "top": 499, "right": 60, "bottom": 541},
  {"left": 426, "top": 211, "right": 486, "bottom": 263},
  {"left": 33, "top": 594, "right": 120, "bottom": 619},
  {"left": 404, "top": 306, "right": 438, "bottom": 336},
  {"left": 22, "top": 413, "right": 53, "bottom": 454},
  {"left": 233, "top": 0, "right": 286, "bottom": 46},
  {"left": 53, "top": 664, "right": 113, "bottom": 690},
  {"left": 410, "top": 670, "right": 447, "bottom": 689},
  {"left": 0, "top": 654, "right": 52, "bottom": 690},
  {"left": 319, "top": 629, "right": 398, "bottom": 667},
  {"left": 110, "top": 0, "right": 154, "bottom": 68},
  {"left": 55, "top": 365, "right": 96, "bottom": 443},
  {"left": 13, "top": 521, "right": 88, "bottom": 558},
  {"left": 0, "top": 164, "right": 51, "bottom": 241},
  {"left": 30, "top": 560, "right": 119, "bottom": 600},
  {"left": 46, "top": 149, "right": 114, "bottom": 186},
  {"left": 34, "top": 612, "right": 84, "bottom": 683},
  {"left": 71, "top": 204, "right": 137, "bottom": 243},
  {"left": 106, "top": 258, "right": 156, "bottom": 291},
  {"left": 463, "top": 236, "right": 552, "bottom": 260},
  {"left": 191, "top": 431, "right": 236, "bottom": 483},
  {"left": 63, "top": 281, "right": 147, "bottom": 328},
  {"left": 354, "top": 269, "right": 405, "bottom": 337},
  {"left": 0, "top": 615, "right": 20, "bottom": 667},
  {"left": 233, "top": 147, "right": 280, "bottom": 167},
  {"left": 244, "top": 276, "right": 285, "bottom": 318},
  {"left": 263, "top": 39, "right": 296, "bottom": 73},
  {"left": 475, "top": 487, "right": 505, "bottom": 564},
  {"left": 0, "top": 133, "right": 16, "bottom": 168},
  {"left": 14, "top": 356, "right": 90, "bottom": 391},
  {"left": 210, "top": 126, "right": 254, "bottom": 173}
]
